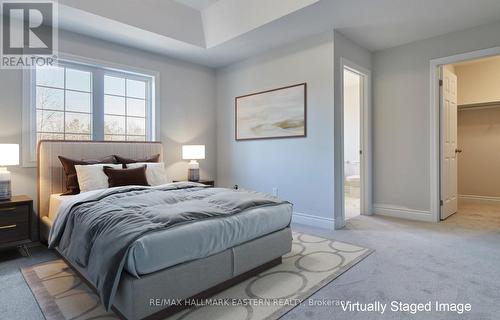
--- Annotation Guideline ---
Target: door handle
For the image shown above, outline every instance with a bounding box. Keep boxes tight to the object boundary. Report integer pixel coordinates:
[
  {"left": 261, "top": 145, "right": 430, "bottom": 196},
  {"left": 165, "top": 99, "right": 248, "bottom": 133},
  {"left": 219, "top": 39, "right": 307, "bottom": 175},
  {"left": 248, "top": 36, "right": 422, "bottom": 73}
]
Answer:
[{"left": 455, "top": 148, "right": 462, "bottom": 153}]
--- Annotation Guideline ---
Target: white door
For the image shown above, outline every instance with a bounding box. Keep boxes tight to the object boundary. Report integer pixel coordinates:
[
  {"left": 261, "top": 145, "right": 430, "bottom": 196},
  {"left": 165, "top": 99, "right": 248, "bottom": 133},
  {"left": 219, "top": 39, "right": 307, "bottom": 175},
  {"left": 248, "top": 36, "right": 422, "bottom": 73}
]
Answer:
[{"left": 440, "top": 67, "right": 458, "bottom": 220}]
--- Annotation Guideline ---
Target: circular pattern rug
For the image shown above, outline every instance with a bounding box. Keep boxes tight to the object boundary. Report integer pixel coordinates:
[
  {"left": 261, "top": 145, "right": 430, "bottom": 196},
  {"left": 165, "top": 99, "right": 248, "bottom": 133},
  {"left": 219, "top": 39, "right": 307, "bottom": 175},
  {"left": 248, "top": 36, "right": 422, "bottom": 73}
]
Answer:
[{"left": 21, "top": 232, "right": 372, "bottom": 320}]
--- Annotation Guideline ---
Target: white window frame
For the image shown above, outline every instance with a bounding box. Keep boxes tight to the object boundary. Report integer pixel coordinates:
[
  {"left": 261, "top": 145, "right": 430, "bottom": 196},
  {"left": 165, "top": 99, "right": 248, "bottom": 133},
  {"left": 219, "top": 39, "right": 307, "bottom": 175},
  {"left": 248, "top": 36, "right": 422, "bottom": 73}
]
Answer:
[{"left": 22, "top": 53, "right": 160, "bottom": 167}]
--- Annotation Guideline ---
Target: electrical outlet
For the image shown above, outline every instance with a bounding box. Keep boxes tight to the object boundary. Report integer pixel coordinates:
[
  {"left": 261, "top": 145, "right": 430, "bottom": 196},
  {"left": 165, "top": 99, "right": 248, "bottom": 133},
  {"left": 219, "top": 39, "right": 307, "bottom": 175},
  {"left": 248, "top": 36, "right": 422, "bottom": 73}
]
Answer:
[{"left": 272, "top": 187, "right": 278, "bottom": 196}]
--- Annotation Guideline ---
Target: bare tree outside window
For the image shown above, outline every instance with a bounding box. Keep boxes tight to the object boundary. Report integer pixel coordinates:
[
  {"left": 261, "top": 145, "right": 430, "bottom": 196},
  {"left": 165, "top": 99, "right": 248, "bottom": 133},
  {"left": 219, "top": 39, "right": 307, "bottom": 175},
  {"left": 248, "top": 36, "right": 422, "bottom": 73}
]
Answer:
[{"left": 36, "top": 66, "right": 92, "bottom": 142}]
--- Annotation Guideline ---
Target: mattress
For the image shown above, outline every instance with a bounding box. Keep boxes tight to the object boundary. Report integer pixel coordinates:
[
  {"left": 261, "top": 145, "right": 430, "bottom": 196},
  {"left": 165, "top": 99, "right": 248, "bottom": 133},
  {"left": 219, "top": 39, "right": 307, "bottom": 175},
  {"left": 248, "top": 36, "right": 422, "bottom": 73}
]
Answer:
[
  {"left": 125, "top": 202, "right": 292, "bottom": 276},
  {"left": 49, "top": 193, "right": 74, "bottom": 221},
  {"left": 49, "top": 189, "right": 292, "bottom": 277}
]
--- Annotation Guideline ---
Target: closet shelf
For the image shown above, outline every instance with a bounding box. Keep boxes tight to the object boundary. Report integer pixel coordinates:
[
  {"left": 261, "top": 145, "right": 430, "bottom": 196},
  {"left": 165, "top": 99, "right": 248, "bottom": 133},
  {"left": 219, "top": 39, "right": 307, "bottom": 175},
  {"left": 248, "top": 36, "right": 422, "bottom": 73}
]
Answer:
[{"left": 458, "top": 101, "right": 500, "bottom": 110}]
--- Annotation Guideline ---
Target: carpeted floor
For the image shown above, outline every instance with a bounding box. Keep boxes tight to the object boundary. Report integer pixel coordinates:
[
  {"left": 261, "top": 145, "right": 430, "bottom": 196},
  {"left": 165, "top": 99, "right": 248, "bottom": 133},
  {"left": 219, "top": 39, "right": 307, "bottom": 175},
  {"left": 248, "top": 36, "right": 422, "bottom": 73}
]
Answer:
[
  {"left": 284, "top": 199, "right": 500, "bottom": 320},
  {"left": 0, "top": 244, "right": 57, "bottom": 320},
  {"left": 1, "top": 198, "right": 500, "bottom": 320}
]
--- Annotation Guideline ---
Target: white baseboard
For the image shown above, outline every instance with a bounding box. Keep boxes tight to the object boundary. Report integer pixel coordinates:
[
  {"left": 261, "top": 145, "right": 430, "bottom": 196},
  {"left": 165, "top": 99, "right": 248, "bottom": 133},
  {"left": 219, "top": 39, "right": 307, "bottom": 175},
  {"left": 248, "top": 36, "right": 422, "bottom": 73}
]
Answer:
[
  {"left": 292, "top": 212, "right": 335, "bottom": 230},
  {"left": 373, "top": 203, "right": 436, "bottom": 222},
  {"left": 459, "top": 194, "right": 500, "bottom": 202}
]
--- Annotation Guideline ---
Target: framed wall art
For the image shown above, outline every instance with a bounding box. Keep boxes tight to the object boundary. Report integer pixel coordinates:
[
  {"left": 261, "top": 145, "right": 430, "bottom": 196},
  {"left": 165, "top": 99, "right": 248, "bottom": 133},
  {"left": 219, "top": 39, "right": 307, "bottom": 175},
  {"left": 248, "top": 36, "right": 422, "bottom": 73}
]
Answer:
[{"left": 235, "top": 83, "right": 307, "bottom": 141}]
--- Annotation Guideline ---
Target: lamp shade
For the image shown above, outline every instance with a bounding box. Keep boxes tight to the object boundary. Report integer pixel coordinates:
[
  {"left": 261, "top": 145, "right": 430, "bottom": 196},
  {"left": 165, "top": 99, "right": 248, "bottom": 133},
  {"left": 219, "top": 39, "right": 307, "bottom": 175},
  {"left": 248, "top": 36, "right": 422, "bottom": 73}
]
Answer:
[
  {"left": 0, "top": 144, "right": 19, "bottom": 166},
  {"left": 182, "top": 145, "right": 205, "bottom": 160}
]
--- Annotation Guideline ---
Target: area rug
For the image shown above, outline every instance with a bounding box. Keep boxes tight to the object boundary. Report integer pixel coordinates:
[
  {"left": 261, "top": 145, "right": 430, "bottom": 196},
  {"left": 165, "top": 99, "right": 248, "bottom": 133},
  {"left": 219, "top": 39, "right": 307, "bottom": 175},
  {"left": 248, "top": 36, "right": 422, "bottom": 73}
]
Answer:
[{"left": 21, "top": 232, "right": 373, "bottom": 320}]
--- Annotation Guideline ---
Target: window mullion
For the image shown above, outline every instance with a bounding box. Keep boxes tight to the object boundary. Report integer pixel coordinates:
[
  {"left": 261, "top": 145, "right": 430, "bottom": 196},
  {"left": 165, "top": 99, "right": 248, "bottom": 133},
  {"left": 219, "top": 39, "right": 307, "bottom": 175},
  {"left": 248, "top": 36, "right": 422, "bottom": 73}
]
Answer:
[
  {"left": 125, "top": 79, "right": 128, "bottom": 140},
  {"left": 93, "top": 68, "right": 104, "bottom": 140},
  {"left": 147, "top": 80, "right": 153, "bottom": 141},
  {"left": 29, "top": 69, "right": 37, "bottom": 162}
]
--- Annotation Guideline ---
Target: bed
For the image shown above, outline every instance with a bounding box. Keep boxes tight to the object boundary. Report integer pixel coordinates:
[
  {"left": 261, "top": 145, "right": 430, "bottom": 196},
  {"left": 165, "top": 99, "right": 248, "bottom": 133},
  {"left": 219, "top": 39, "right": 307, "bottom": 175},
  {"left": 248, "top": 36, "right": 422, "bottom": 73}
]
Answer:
[{"left": 38, "top": 140, "right": 292, "bottom": 320}]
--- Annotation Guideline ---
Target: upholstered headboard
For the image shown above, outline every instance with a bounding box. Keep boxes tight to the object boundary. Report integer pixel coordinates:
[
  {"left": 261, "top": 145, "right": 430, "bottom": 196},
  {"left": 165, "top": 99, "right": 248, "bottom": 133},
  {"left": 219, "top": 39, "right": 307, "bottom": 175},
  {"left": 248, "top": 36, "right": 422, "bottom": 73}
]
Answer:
[{"left": 37, "top": 140, "right": 163, "bottom": 241}]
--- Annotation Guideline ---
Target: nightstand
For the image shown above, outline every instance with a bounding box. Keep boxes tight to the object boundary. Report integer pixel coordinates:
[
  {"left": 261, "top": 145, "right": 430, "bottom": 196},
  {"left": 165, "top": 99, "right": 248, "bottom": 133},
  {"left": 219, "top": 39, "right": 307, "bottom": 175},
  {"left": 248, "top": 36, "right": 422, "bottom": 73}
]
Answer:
[
  {"left": 0, "top": 195, "right": 33, "bottom": 256},
  {"left": 173, "top": 180, "right": 215, "bottom": 187}
]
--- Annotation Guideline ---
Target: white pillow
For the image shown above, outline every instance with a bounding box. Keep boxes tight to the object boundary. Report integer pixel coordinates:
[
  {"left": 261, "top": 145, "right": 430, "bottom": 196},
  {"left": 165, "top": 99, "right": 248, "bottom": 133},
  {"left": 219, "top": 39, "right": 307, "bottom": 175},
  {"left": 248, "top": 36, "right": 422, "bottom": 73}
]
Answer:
[
  {"left": 75, "top": 163, "right": 122, "bottom": 193},
  {"left": 127, "top": 162, "right": 168, "bottom": 186}
]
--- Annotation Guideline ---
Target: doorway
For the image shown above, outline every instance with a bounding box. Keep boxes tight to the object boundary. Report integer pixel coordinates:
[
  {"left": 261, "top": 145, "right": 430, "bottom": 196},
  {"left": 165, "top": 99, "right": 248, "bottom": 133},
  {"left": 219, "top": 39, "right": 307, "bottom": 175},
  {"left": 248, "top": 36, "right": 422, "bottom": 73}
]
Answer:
[
  {"left": 343, "top": 68, "right": 362, "bottom": 219},
  {"left": 336, "top": 59, "right": 371, "bottom": 227},
  {"left": 439, "top": 54, "right": 500, "bottom": 221}
]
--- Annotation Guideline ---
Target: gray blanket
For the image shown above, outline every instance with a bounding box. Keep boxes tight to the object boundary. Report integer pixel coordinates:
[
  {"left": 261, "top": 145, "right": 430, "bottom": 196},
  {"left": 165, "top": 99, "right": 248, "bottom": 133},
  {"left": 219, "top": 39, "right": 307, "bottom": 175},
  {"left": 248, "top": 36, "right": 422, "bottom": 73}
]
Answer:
[{"left": 48, "top": 182, "right": 287, "bottom": 310}]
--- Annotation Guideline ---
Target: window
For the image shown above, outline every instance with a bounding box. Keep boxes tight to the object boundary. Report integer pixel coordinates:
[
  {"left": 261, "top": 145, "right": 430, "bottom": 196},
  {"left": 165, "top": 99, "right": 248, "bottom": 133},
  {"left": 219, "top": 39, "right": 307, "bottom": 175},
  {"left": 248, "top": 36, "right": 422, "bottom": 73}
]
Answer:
[
  {"left": 104, "top": 75, "right": 148, "bottom": 141},
  {"left": 24, "top": 59, "right": 156, "bottom": 164},
  {"left": 36, "top": 66, "right": 93, "bottom": 141}
]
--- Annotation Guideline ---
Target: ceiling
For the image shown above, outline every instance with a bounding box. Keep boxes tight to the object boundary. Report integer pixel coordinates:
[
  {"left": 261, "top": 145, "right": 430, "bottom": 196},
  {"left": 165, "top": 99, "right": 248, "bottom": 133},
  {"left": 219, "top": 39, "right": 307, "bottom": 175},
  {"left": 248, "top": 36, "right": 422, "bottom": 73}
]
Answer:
[
  {"left": 173, "top": 0, "right": 220, "bottom": 11},
  {"left": 55, "top": 0, "right": 500, "bottom": 68}
]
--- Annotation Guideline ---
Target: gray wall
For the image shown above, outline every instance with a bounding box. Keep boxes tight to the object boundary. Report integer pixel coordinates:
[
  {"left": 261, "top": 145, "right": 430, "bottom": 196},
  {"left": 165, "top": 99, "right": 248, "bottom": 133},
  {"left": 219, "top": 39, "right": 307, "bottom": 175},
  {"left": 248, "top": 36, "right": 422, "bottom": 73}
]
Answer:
[
  {"left": 373, "top": 21, "right": 500, "bottom": 217},
  {"left": 215, "top": 31, "right": 335, "bottom": 223},
  {"left": 0, "top": 29, "right": 217, "bottom": 207}
]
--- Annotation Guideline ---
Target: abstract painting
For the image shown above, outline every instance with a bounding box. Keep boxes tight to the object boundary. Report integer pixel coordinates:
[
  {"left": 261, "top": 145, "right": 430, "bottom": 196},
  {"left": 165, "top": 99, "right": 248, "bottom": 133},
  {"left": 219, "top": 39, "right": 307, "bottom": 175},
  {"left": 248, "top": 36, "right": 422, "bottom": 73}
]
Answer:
[{"left": 235, "top": 83, "right": 307, "bottom": 140}]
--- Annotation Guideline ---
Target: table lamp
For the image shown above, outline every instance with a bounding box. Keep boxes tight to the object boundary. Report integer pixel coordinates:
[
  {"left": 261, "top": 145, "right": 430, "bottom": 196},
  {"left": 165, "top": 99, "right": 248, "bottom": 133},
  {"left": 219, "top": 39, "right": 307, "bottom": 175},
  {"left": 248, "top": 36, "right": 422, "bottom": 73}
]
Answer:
[
  {"left": 0, "top": 144, "right": 19, "bottom": 200},
  {"left": 182, "top": 145, "right": 205, "bottom": 182}
]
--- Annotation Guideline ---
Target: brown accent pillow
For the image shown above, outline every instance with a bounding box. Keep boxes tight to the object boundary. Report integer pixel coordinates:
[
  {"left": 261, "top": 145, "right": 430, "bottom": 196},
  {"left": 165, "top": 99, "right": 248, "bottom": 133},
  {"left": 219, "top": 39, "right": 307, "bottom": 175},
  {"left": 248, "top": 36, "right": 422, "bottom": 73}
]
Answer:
[
  {"left": 114, "top": 154, "right": 160, "bottom": 166},
  {"left": 58, "top": 155, "right": 117, "bottom": 195},
  {"left": 103, "top": 165, "right": 150, "bottom": 188}
]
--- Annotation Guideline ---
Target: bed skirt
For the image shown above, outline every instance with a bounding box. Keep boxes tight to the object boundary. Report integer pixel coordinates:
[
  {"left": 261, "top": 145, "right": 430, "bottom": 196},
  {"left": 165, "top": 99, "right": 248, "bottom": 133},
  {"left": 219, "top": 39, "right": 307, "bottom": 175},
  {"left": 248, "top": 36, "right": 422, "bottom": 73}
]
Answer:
[{"left": 59, "top": 227, "right": 292, "bottom": 320}]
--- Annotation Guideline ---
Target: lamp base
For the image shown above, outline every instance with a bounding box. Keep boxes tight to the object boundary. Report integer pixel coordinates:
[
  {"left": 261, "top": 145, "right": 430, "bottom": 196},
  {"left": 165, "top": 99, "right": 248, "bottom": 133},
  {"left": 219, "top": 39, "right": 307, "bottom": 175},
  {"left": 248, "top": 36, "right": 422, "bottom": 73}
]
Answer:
[
  {"left": 188, "top": 168, "right": 200, "bottom": 182},
  {"left": 0, "top": 180, "right": 11, "bottom": 201},
  {"left": 187, "top": 160, "right": 200, "bottom": 182},
  {"left": 0, "top": 167, "right": 11, "bottom": 201}
]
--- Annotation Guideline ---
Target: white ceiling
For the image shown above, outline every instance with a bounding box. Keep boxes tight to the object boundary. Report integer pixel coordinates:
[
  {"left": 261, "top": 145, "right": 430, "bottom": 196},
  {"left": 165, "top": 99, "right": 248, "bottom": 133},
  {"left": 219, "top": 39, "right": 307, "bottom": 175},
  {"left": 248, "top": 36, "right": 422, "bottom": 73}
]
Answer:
[
  {"left": 56, "top": 0, "right": 500, "bottom": 68},
  {"left": 331, "top": 0, "right": 500, "bottom": 52},
  {"left": 173, "top": 0, "right": 220, "bottom": 11}
]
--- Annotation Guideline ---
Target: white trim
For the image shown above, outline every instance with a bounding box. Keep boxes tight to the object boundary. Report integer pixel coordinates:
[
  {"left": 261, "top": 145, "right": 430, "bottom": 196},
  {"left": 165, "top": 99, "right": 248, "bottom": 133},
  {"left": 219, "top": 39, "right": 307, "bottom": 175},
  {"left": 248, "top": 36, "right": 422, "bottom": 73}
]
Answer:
[
  {"left": 429, "top": 46, "right": 500, "bottom": 222},
  {"left": 58, "top": 53, "right": 160, "bottom": 79},
  {"left": 459, "top": 195, "right": 500, "bottom": 202},
  {"left": 292, "top": 212, "right": 335, "bottom": 230},
  {"left": 373, "top": 204, "right": 434, "bottom": 222},
  {"left": 22, "top": 69, "right": 36, "bottom": 167},
  {"left": 334, "top": 57, "right": 372, "bottom": 229}
]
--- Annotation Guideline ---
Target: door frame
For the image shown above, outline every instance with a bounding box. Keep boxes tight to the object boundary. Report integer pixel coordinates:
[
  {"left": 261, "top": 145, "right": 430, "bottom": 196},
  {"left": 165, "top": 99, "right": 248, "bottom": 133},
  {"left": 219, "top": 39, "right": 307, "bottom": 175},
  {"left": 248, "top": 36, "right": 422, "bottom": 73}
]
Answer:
[
  {"left": 429, "top": 46, "right": 500, "bottom": 222},
  {"left": 334, "top": 58, "right": 372, "bottom": 229}
]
